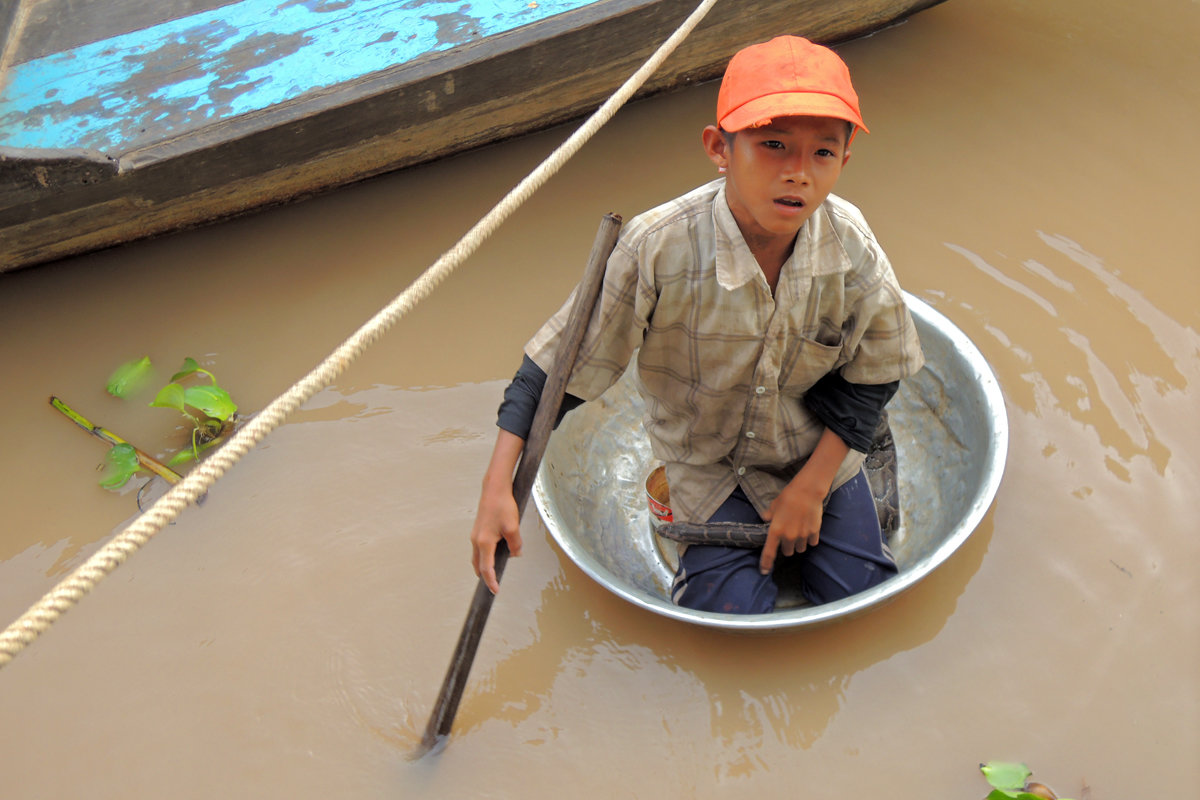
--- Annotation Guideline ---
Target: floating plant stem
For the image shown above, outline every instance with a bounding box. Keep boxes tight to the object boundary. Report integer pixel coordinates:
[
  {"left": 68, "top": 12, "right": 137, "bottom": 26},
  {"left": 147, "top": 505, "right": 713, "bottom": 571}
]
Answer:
[{"left": 50, "top": 396, "right": 182, "bottom": 485}]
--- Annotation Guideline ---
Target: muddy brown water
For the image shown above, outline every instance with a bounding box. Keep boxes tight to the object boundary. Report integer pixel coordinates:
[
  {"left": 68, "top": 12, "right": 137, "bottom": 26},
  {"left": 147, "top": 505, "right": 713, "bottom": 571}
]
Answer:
[{"left": 1, "top": 0, "right": 1197, "bottom": 796}]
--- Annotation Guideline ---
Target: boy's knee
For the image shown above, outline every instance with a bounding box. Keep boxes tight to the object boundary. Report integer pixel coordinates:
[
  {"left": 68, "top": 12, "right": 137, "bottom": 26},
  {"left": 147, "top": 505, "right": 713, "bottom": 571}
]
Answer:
[
  {"left": 675, "top": 581, "right": 776, "bottom": 615},
  {"left": 801, "top": 555, "right": 897, "bottom": 606},
  {"left": 672, "top": 548, "right": 777, "bottom": 614}
]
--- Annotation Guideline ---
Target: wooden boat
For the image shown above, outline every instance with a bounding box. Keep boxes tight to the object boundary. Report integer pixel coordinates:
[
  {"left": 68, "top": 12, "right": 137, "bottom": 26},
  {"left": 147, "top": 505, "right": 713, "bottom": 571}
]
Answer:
[
  {"left": 0, "top": 0, "right": 945, "bottom": 272},
  {"left": 532, "top": 294, "right": 1008, "bottom": 631}
]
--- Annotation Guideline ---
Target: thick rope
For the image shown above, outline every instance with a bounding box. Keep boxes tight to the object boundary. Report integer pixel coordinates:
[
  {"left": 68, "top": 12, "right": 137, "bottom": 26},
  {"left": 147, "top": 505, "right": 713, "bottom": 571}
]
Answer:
[
  {"left": 0, "top": 0, "right": 721, "bottom": 669},
  {"left": 0, "top": 2, "right": 35, "bottom": 91}
]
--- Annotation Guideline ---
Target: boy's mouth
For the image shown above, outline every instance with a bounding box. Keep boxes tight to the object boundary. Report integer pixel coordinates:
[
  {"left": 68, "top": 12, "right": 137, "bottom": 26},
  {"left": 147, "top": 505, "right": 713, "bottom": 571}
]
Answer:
[{"left": 775, "top": 197, "right": 805, "bottom": 208}]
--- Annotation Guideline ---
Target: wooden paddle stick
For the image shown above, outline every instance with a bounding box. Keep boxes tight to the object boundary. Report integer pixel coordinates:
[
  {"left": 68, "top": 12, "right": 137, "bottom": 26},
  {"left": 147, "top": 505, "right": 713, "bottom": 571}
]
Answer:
[{"left": 418, "top": 213, "right": 623, "bottom": 754}]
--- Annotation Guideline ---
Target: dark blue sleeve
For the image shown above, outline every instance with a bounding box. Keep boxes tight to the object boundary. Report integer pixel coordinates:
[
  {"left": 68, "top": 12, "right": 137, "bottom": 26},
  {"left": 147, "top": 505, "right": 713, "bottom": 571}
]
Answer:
[
  {"left": 496, "top": 354, "right": 586, "bottom": 440},
  {"left": 804, "top": 372, "right": 899, "bottom": 453}
]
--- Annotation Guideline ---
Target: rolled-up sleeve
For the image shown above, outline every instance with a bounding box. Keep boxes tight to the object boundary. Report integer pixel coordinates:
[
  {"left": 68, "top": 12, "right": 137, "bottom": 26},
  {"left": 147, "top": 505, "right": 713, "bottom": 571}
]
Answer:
[
  {"left": 496, "top": 355, "right": 585, "bottom": 439},
  {"left": 805, "top": 372, "right": 898, "bottom": 452}
]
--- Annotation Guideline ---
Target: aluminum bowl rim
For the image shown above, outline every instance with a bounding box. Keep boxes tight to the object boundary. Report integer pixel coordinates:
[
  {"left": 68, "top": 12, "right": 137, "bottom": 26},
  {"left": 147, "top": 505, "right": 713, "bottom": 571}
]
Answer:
[{"left": 533, "top": 292, "right": 1008, "bottom": 631}]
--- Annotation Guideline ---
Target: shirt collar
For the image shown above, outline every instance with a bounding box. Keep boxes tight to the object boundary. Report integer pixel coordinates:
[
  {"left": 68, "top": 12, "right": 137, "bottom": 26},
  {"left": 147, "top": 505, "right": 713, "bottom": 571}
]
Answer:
[{"left": 712, "top": 182, "right": 853, "bottom": 291}]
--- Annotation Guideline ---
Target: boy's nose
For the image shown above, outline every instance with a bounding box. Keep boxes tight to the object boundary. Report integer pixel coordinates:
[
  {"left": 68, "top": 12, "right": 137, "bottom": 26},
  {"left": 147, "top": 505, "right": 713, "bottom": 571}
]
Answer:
[{"left": 783, "top": 155, "right": 811, "bottom": 183}]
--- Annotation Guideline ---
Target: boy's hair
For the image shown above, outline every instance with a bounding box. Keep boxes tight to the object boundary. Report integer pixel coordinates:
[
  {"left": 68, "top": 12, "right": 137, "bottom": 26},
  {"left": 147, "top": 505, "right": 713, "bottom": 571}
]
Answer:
[
  {"left": 717, "top": 36, "right": 867, "bottom": 141},
  {"left": 719, "top": 119, "right": 854, "bottom": 147}
]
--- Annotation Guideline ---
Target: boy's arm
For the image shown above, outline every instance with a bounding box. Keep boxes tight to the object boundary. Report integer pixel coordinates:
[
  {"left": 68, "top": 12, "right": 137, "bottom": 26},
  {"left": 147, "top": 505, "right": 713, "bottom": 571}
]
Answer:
[
  {"left": 758, "top": 372, "right": 897, "bottom": 573},
  {"left": 759, "top": 427, "right": 849, "bottom": 574},
  {"left": 471, "top": 356, "right": 585, "bottom": 594},
  {"left": 497, "top": 355, "right": 584, "bottom": 438},
  {"left": 804, "top": 372, "right": 898, "bottom": 452},
  {"left": 473, "top": 225, "right": 647, "bottom": 590}
]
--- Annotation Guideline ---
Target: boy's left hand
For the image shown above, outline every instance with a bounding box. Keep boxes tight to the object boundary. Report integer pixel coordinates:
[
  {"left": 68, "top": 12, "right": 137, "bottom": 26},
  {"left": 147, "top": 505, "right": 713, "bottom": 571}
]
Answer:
[
  {"left": 759, "top": 479, "right": 825, "bottom": 574},
  {"left": 758, "top": 427, "right": 848, "bottom": 574}
]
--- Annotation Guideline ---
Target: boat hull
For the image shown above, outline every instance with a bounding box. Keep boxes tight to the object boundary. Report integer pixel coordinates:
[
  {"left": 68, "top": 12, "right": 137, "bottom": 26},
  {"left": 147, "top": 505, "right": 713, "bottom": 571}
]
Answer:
[{"left": 0, "top": 0, "right": 945, "bottom": 271}]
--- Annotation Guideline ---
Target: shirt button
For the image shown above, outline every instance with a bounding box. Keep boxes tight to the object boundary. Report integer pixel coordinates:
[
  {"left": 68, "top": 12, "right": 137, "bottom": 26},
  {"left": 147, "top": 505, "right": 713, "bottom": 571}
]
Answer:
[
  {"left": 737, "top": 466, "right": 746, "bottom": 476},
  {"left": 745, "top": 431, "right": 756, "bottom": 439},
  {"left": 755, "top": 386, "right": 766, "bottom": 395}
]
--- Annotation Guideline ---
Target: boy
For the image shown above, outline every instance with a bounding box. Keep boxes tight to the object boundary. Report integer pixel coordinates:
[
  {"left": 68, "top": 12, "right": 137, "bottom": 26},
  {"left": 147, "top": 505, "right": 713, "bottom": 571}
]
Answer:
[{"left": 470, "top": 35, "right": 924, "bottom": 614}]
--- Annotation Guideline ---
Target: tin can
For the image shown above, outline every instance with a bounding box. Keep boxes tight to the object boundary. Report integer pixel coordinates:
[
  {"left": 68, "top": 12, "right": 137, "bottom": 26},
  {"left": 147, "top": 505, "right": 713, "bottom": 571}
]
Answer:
[{"left": 645, "top": 465, "right": 673, "bottom": 529}]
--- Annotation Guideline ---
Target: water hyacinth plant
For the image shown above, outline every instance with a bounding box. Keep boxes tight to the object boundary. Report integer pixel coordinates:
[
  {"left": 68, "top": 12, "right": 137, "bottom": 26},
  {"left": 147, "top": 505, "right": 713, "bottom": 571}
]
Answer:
[
  {"left": 980, "top": 761, "right": 1074, "bottom": 800},
  {"left": 149, "top": 357, "right": 238, "bottom": 466},
  {"left": 52, "top": 356, "right": 239, "bottom": 493}
]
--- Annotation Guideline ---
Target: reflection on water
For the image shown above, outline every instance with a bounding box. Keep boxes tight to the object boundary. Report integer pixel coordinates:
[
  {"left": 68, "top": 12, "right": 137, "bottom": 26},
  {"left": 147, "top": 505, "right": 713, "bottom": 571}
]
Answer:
[
  {"left": 945, "top": 231, "right": 1197, "bottom": 473},
  {"left": 1, "top": 0, "right": 1197, "bottom": 797},
  {"left": 455, "top": 508, "right": 983, "bottom": 770}
]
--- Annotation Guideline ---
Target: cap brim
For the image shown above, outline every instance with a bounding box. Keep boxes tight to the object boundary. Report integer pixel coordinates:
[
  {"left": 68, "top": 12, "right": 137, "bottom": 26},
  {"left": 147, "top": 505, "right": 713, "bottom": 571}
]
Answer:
[{"left": 720, "top": 92, "right": 868, "bottom": 135}]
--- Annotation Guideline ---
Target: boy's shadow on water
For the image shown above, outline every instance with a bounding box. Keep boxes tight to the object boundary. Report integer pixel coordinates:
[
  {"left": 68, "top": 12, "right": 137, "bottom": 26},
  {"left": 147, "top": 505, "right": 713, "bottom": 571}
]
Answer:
[{"left": 451, "top": 512, "right": 992, "bottom": 753}]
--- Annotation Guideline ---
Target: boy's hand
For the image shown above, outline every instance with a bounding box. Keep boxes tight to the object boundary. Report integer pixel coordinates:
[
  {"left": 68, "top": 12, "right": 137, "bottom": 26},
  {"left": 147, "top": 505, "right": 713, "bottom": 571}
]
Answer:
[
  {"left": 758, "top": 427, "right": 850, "bottom": 574},
  {"left": 470, "top": 482, "right": 523, "bottom": 594},
  {"left": 470, "top": 429, "right": 527, "bottom": 594},
  {"left": 759, "top": 479, "right": 825, "bottom": 574}
]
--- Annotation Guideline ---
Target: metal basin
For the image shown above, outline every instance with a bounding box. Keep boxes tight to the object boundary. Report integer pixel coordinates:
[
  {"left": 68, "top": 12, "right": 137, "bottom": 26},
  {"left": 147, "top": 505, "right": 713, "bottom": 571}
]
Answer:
[{"left": 532, "top": 293, "right": 1008, "bottom": 631}]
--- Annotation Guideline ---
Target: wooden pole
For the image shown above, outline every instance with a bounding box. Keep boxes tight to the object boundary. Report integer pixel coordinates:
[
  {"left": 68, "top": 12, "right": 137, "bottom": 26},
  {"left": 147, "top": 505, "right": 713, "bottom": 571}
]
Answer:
[{"left": 418, "top": 213, "right": 622, "bottom": 755}]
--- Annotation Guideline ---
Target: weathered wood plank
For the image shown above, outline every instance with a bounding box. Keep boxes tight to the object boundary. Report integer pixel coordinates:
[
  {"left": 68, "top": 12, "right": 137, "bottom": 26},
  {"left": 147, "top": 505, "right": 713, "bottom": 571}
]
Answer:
[
  {"left": 0, "top": 145, "right": 116, "bottom": 205},
  {"left": 6, "top": 0, "right": 243, "bottom": 64},
  {"left": 0, "top": 0, "right": 601, "bottom": 153}
]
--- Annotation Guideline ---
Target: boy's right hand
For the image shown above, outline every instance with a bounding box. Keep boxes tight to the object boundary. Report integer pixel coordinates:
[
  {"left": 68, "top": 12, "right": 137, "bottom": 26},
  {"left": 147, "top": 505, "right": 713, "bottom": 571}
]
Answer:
[
  {"left": 471, "top": 429, "right": 527, "bottom": 594},
  {"left": 470, "top": 482, "right": 523, "bottom": 594}
]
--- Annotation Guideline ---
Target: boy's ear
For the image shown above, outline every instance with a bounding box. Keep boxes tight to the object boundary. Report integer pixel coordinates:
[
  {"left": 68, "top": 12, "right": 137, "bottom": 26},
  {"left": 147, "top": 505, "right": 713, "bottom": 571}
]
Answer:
[{"left": 701, "top": 125, "right": 728, "bottom": 171}]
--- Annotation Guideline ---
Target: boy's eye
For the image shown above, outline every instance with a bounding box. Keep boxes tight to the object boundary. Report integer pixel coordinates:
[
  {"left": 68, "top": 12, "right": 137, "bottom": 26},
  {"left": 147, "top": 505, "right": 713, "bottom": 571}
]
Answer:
[
  {"left": 762, "top": 140, "right": 785, "bottom": 150},
  {"left": 816, "top": 148, "right": 836, "bottom": 158}
]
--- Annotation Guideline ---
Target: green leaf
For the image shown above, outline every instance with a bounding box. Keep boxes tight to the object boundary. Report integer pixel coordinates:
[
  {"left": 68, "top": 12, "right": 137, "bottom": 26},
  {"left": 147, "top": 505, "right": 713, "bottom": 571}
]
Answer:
[
  {"left": 986, "top": 791, "right": 1019, "bottom": 800},
  {"left": 982, "top": 762, "right": 1032, "bottom": 792},
  {"left": 182, "top": 385, "right": 237, "bottom": 421},
  {"left": 170, "top": 357, "right": 217, "bottom": 385},
  {"left": 106, "top": 356, "right": 153, "bottom": 398},
  {"left": 150, "top": 382, "right": 187, "bottom": 414},
  {"left": 169, "top": 357, "right": 204, "bottom": 383},
  {"left": 100, "top": 443, "right": 140, "bottom": 489}
]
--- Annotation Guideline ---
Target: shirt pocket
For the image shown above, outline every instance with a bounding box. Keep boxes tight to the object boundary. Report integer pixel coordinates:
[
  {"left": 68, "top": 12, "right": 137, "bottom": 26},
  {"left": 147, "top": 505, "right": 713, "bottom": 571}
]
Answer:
[{"left": 778, "top": 337, "right": 843, "bottom": 396}]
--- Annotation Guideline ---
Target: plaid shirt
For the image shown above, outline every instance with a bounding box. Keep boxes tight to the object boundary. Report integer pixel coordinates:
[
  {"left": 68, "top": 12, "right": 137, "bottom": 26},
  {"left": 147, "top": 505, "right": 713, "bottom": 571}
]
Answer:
[{"left": 526, "top": 179, "right": 924, "bottom": 523}]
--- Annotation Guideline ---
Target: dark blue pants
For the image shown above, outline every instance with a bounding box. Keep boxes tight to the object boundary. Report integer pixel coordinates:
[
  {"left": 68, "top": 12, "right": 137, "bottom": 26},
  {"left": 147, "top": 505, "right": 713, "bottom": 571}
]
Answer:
[{"left": 670, "top": 469, "right": 898, "bottom": 614}]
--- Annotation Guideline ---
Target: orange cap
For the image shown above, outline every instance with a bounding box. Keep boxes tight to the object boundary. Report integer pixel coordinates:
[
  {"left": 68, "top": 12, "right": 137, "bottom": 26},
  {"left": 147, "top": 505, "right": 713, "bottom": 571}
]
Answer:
[{"left": 717, "top": 35, "right": 868, "bottom": 137}]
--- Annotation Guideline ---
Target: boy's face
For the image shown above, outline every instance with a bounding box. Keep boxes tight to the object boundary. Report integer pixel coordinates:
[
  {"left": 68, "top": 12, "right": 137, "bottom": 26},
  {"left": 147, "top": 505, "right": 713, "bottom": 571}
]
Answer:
[{"left": 703, "top": 115, "right": 851, "bottom": 250}]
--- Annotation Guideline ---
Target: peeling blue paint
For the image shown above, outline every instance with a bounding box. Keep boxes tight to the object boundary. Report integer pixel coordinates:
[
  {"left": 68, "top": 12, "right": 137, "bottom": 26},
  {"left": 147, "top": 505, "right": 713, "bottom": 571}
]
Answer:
[{"left": 0, "top": 0, "right": 598, "bottom": 152}]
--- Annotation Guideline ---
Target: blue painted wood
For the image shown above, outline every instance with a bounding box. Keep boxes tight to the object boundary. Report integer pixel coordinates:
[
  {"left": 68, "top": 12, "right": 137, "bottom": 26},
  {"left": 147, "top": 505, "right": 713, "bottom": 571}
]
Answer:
[{"left": 0, "top": 0, "right": 599, "bottom": 153}]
